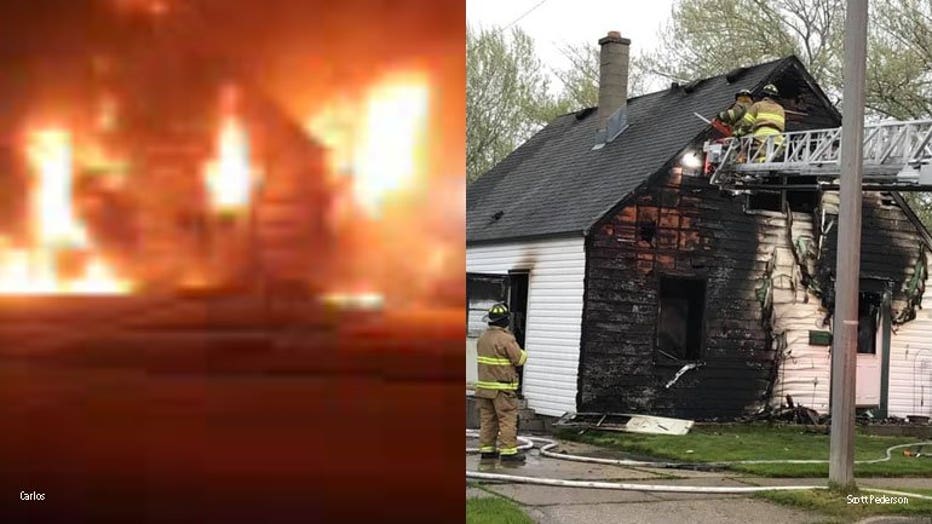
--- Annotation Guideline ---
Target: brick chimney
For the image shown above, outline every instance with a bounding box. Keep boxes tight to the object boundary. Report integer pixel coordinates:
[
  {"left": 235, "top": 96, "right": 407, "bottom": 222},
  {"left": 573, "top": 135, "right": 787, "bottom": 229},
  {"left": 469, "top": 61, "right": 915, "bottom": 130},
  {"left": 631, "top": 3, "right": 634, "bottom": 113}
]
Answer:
[{"left": 597, "top": 31, "right": 631, "bottom": 133}]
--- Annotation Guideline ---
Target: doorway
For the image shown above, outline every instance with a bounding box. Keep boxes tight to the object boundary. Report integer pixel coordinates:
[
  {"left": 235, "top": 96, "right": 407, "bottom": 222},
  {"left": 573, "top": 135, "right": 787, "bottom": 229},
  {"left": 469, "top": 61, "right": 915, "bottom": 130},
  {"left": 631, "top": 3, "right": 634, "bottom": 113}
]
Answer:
[
  {"left": 508, "top": 271, "right": 529, "bottom": 396},
  {"left": 856, "top": 291, "right": 883, "bottom": 407}
]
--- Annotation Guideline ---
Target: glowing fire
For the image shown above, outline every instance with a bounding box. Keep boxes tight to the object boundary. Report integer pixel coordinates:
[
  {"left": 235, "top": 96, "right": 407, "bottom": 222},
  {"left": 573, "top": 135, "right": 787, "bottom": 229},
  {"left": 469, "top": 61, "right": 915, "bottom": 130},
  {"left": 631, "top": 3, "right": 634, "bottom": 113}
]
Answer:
[
  {"left": 306, "top": 73, "right": 430, "bottom": 217},
  {"left": 320, "top": 291, "right": 385, "bottom": 311},
  {"left": 28, "top": 130, "right": 87, "bottom": 248},
  {"left": 305, "top": 96, "right": 357, "bottom": 179},
  {"left": 204, "top": 116, "right": 255, "bottom": 214},
  {"left": 67, "top": 257, "right": 132, "bottom": 295},
  {"left": 355, "top": 75, "right": 429, "bottom": 216},
  {"left": 0, "top": 129, "right": 132, "bottom": 295}
]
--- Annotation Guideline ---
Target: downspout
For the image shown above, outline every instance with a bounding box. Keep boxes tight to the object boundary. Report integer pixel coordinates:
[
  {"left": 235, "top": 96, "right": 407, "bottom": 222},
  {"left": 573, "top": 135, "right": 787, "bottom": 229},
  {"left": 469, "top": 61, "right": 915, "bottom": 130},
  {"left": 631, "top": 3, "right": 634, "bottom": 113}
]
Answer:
[{"left": 879, "top": 285, "right": 893, "bottom": 418}]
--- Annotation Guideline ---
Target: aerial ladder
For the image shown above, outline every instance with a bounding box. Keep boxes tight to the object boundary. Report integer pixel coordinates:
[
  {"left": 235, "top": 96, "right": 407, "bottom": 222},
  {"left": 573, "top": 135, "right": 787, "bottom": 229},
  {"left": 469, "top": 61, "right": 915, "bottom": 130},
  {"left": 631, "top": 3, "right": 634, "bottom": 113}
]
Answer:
[{"left": 703, "top": 119, "right": 932, "bottom": 191}]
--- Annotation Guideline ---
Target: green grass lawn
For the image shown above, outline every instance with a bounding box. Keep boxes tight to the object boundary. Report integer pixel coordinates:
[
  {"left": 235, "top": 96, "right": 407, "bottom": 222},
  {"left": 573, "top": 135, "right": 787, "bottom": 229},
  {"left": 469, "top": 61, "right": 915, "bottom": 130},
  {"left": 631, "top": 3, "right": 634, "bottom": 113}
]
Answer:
[
  {"left": 558, "top": 424, "right": 932, "bottom": 477},
  {"left": 466, "top": 497, "right": 533, "bottom": 524},
  {"left": 755, "top": 487, "right": 932, "bottom": 521}
]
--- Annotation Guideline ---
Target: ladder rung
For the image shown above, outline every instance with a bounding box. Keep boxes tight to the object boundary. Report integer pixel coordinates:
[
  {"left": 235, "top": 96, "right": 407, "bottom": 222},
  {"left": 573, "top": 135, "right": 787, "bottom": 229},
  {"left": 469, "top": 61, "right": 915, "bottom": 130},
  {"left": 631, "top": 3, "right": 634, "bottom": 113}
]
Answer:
[{"left": 709, "top": 119, "right": 932, "bottom": 187}]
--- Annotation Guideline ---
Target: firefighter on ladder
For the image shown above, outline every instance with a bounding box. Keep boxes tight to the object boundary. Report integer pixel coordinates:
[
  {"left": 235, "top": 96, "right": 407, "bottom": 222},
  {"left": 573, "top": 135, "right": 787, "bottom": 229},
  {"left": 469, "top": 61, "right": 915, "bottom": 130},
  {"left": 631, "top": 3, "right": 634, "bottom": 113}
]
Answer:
[
  {"left": 716, "top": 88, "right": 755, "bottom": 163},
  {"left": 741, "top": 84, "right": 786, "bottom": 162},
  {"left": 716, "top": 89, "right": 754, "bottom": 137},
  {"left": 475, "top": 302, "right": 528, "bottom": 464}
]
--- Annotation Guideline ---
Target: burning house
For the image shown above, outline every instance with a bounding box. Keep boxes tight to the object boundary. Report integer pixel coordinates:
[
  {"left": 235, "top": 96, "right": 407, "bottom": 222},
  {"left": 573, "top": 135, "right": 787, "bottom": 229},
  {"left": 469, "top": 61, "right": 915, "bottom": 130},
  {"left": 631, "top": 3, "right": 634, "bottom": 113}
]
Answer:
[
  {"left": 0, "top": 6, "right": 330, "bottom": 297},
  {"left": 466, "top": 32, "right": 932, "bottom": 421},
  {"left": 0, "top": 1, "right": 448, "bottom": 310},
  {"left": 0, "top": 2, "right": 463, "bottom": 519}
]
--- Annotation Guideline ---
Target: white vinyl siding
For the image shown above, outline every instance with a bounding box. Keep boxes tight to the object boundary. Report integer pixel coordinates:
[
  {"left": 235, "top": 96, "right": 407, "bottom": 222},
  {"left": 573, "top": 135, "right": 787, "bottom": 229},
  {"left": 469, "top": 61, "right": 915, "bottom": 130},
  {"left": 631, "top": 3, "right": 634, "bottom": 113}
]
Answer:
[
  {"left": 762, "top": 212, "right": 834, "bottom": 412},
  {"left": 888, "top": 275, "right": 932, "bottom": 418},
  {"left": 466, "top": 236, "right": 586, "bottom": 416}
]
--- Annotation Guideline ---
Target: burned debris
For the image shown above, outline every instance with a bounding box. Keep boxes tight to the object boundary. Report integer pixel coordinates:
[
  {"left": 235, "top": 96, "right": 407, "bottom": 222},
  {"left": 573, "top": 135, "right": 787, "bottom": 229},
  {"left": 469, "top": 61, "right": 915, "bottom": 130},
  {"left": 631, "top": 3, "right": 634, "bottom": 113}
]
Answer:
[{"left": 554, "top": 412, "right": 694, "bottom": 436}]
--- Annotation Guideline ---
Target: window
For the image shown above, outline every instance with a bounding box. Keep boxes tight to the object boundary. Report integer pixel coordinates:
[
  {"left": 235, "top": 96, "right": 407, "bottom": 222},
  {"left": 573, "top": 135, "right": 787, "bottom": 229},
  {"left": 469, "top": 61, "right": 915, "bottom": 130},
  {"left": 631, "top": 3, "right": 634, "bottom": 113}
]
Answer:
[
  {"left": 746, "top": 176, "right": 819, "bottom": 213},
  {"left": 747, "top": 191, "right": 782, "bottom": 211},
  {"left": 638, "top": 221, "right": 656, "bottom": 244},
  {"left": 466, "top": 273, "right": 507, "bottom": 338},
  {"left": 857, "top": 293, "right": 880, "bottom": 354},
  {"left": 656, "top": 277, "right": 706, "bottom": 361},
  {"left": 786, "top": 190, "right": 819, "bottom": 213}
]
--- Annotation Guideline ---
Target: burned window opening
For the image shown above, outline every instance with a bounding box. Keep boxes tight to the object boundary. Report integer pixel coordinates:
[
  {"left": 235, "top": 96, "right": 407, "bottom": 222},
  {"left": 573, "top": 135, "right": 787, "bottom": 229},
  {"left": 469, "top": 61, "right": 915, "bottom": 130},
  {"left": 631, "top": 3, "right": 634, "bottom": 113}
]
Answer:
[
  {"left": 785, "top": 190, "right": 819, "bottom": 213},
  {"left": 857, "top": 292, "right": 881, "bottom": 354},
  {"left": 746, "top": 174, "right": 819, "bottom": 214},
  {"left": 747, "top": 185, "right": 819, "bottom": 213},
  {"left": 785, "top": 176, "right": 820, "bottom": 212},
  {"left": 638, "top": 221, "right": 656, "bottom": 244},
  {"left": 748, "top": 190, "right": 782, "bottom": 212},
  {"left": 656, "top": 276, "right": 706, "bottom": 362}
]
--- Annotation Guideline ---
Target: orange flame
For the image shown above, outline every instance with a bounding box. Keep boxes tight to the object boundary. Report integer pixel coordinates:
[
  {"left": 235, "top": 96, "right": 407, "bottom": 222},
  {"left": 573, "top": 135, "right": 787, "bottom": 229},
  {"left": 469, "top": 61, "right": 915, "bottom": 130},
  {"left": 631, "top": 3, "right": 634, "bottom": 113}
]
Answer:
[
  {"left": 0, "top": 129, "right": 132, "bottom": 295},
  {"left": 306, "top": 72, "right": 430, "bottom": 218},
  {"left": 204, "top": 116, "right": 255, "bottom": 214}
]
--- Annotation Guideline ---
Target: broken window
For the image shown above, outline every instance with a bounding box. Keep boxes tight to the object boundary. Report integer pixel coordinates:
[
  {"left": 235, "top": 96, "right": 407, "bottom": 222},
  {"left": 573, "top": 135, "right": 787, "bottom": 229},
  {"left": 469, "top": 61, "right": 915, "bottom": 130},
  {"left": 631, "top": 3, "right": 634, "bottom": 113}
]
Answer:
[
  {"left": 746, "top": 177, "right": 819, "bottom": 213},
  {"left": 656, "top": 276, "right": 706, "bottom": 361},
  {"left": 857, "top": 292, "right": 880, "bottom": 354},
  {"left": 747, "top": 191, "right": 783, "bottom": 212},
  {"left": 785, "top": 190, "right": 819, "bottom": 213},
  {"left": 466, "top": 273, "right": 507, "bottom": 338},
  {"left": 785, "top": 177, "right": 820, "bottom": 212},
  {"left": 638, "top": 221, "right": 656, "bottom": 244}
]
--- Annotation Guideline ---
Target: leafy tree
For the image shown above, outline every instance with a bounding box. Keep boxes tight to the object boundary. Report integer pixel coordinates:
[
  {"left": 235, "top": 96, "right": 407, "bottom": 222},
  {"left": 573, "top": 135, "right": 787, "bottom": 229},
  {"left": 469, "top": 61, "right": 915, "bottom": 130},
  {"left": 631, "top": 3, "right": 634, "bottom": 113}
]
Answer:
[
  {"left": 640, "top": 0, "right": 932, "bottom": 228},
  {"left": 467, "top": 27, "right": 649, "bottom": 182},
  {"left": 550, "top": 44, "right": 649, "bottom": 111},
  {"left": 640, "top": 0, "right": 844, "bottom": 98},
  {"left": 467, "top": 1, "right": 932, "bottom": 229},
  {"left": 466, "top": 25, "right": 557, "bottom": 182}
]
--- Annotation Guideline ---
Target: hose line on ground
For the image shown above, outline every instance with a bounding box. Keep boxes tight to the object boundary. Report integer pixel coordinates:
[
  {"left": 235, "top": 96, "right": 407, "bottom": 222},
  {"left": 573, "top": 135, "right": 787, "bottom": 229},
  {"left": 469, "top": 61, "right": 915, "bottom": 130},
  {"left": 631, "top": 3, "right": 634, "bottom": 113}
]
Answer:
[{"left": 465, "top": 430, "right": 932, "bottom": 499}]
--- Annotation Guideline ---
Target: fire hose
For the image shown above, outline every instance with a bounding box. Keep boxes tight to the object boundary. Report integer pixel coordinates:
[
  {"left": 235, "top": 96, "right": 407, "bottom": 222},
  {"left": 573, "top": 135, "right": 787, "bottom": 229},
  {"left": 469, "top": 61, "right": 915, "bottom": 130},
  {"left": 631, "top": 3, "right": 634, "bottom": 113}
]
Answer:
[{"left": 465, "top": 430, "right": 932, "bottom": 499}]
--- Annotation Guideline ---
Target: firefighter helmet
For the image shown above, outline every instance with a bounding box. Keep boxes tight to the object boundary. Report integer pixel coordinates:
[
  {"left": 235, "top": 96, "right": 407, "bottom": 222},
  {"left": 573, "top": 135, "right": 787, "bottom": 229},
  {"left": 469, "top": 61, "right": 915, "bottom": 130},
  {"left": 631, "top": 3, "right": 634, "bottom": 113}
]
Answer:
[
  {"left": 483, "top": 302, "right": 510, "bottom": 323},
  {"left": 735, "top": 89, "right": 752, "bottom": 99},
  {"left": 762, "top": 84, "right": 780, "bottom": 97}
]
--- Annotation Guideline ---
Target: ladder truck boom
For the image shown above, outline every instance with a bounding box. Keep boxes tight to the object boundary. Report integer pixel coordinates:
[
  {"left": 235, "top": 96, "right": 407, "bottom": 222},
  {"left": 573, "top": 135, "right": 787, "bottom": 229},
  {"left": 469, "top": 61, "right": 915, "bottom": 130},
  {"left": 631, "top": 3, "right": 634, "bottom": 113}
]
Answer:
[{"left": 705, "top": 119, "right": 932, "bottom": 188}]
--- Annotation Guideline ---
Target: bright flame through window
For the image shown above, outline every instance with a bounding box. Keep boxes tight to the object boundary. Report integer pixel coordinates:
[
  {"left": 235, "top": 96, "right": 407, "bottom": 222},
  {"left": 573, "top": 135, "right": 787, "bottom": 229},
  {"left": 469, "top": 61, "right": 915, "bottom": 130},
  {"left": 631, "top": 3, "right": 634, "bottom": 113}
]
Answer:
[
  {"left": 28, "top": 130, "right": 87, "bottom": 248},
  {"left": 204, "top": 116, "right": 255, "bottom": 214},
  {"left": 0, "top": 129, "right": 131, "bottom": 295},
  {"left": 354, "top": 75, "right": 430, "bottom": 217},
  {"left": 305, "top": 73, "right": 431, "bottom": 218}
]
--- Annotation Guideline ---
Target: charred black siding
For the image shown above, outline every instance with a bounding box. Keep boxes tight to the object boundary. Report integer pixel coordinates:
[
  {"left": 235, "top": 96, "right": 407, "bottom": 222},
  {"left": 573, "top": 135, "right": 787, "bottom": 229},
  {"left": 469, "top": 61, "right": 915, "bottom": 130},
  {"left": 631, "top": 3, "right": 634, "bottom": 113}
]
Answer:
[
  {"left": 579, "top": 170, "right": 774, "bottom": 420},
  {"left": 575, "top": 61, "right": 864, "bottom": 420},
  {"left": 817, "top": 193, "right": 928, "bottom": 320}
]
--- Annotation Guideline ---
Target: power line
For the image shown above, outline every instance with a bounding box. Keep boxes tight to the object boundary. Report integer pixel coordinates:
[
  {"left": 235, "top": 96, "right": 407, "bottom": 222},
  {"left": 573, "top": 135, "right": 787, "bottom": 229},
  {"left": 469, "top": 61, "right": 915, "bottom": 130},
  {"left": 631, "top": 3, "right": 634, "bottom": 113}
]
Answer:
[
  {"left": 467, "top": 0, "right": 549, "bottom": 55},
  {"left": 501, "top": 0, "right": 549, "bottom": 32}
]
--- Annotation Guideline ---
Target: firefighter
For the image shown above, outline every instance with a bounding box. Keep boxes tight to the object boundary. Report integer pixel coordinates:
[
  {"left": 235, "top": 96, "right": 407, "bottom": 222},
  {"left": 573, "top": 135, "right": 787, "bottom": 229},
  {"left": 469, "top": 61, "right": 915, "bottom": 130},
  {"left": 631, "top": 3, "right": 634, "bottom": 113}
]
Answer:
[
  {"left": 716, "top": 89, "right": 754, "bottom": 137},
  {"left": 741, "top": 84, "right": 786, "bottom": 162},
  {"left": 475, "top": 302, "right": 528, "bottom": 463}
]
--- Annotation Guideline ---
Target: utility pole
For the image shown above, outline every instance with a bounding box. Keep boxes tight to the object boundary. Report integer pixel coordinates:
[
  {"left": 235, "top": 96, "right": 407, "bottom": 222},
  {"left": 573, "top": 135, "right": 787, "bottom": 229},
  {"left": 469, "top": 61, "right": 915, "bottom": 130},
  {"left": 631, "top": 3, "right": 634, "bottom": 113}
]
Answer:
[{"left": 829, "top": 0, "right": 869, "bottom": 489}]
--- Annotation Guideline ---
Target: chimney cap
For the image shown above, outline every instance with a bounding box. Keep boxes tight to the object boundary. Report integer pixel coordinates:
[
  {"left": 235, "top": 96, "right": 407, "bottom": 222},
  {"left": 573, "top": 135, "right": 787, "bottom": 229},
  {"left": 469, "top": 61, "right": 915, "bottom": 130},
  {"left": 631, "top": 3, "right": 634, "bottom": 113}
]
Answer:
[{"left": 599, "top": 31, "right": 631, "bottom": 46}]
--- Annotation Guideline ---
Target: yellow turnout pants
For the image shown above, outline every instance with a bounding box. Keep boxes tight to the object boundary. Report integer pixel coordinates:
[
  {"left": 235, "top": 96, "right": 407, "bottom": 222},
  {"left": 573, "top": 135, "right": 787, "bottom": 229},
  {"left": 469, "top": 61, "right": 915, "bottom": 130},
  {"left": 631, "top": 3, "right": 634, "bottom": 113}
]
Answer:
[{"left": 476, "top": 390, "right": 519, "bottom": 455}]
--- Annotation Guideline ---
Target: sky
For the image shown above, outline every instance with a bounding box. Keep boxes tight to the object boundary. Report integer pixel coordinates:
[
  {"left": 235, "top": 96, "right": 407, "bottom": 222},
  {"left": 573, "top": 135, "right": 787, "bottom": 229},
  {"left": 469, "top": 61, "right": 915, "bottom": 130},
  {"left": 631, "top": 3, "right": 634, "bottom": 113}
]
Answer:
[{"left": 467, "top": 0, "right": 677, "bottom": 93}]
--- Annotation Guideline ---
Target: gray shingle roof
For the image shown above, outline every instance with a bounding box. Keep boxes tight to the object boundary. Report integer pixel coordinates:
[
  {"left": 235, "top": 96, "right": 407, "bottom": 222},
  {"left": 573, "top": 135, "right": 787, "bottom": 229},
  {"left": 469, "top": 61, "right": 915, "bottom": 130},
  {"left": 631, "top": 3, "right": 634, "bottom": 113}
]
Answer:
[{"left": 467, "top": 57, "right": 795, "bottom": 243}]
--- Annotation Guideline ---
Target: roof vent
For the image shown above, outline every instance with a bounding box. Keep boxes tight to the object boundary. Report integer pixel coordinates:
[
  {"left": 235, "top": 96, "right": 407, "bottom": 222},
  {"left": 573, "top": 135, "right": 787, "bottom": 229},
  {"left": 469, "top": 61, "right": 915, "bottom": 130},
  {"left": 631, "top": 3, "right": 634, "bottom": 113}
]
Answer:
[
  {"left": 575, "top": 107, "right": 596, "bottom": 120},
  {"left": 725, "top": 66, "right": 749, "bottom": 83},
  {"left": 491, "top": 210, "right": 504, "bottom": 222},
  {"left": 670, "top": 82, "right": 680, "bottom": 90},
  {"left": 683, "top": 79, "right": 703, "bottom": 93}
]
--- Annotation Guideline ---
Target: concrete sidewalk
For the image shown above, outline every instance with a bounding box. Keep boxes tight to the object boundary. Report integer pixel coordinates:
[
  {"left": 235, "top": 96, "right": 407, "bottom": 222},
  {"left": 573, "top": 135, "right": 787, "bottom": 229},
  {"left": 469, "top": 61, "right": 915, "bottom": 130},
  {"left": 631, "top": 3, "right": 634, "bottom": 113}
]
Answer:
[{"left": 466, "top": 438, "right": 932, "bottom": 524}]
